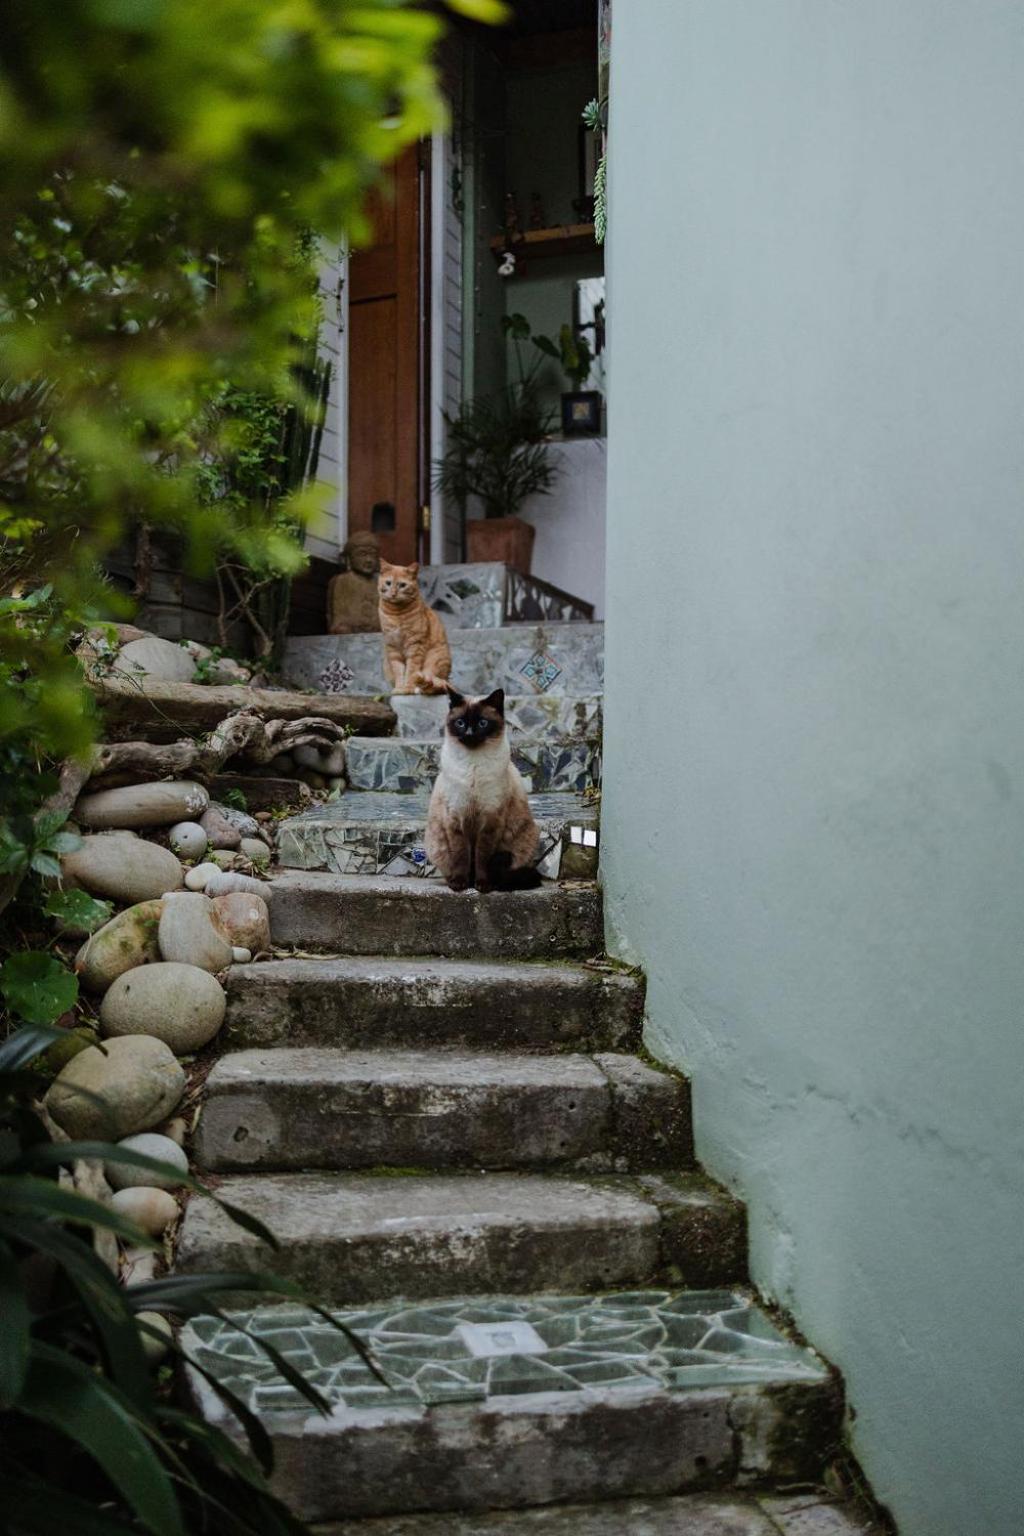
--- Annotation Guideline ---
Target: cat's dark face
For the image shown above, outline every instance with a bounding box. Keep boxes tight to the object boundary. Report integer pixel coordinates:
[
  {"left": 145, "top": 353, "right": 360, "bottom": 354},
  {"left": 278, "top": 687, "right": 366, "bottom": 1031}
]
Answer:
[{"left": 445, "top": 687, "right": 505, "bottom": 751}]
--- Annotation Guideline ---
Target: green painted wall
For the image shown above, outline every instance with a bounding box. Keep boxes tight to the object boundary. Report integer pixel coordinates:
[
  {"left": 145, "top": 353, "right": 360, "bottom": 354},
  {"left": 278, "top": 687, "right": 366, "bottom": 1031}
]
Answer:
[{"left": 601, "top": 6, "right": 1024, "bottom": 1536}]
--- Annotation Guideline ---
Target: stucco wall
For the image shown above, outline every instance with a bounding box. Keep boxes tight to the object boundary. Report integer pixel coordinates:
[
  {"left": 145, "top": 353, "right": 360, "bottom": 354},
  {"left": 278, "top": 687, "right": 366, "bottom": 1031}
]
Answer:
[{"left": 601, "top": 6, "right": 1024, "bottom": 1536}]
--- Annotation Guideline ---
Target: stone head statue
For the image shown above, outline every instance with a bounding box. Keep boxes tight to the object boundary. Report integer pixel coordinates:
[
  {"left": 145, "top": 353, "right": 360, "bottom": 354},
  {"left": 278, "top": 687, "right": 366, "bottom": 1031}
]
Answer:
[{"left": 327, "top": 530, "right": 381, "bottom": 634}]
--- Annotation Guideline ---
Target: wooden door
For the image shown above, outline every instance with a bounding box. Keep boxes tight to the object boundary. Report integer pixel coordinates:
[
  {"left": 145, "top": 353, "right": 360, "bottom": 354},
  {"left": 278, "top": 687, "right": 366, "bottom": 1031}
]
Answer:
[{"left": 347, "top": 144, "right": 424, "bottom": 564}]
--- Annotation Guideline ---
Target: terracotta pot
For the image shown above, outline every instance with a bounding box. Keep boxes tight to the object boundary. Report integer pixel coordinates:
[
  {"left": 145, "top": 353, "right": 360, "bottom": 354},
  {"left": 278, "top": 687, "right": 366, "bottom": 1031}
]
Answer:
[{"left": 466, "top": 515, "right": 536, "bottom": 575}]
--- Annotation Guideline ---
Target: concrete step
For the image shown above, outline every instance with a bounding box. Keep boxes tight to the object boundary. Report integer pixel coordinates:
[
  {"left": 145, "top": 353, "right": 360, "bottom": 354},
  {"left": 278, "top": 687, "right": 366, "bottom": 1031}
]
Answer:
[
  {"left": 224, "top": 957, "right": 643, "bottom": 1053},
  {"left": 181, "top": 1288, "right": 838, "bottom": 1523},
  {"left": 276, "top": 789, "right": 597, "bottom": 879},
  {"left": 284, "top": 621, "right": 604, "bottom": 699},
  {"left": 390, "top": 692, "right": 601, "bottom": 740},
  {"left": 310, "top": 1494, "right": 879, "bottom": 1535},
  {"left": 345, "top": 734, "right": 601, "bottom": 796},
  {"left": 268, "top": 872, "right": 604, "bottom": 960},
  {"left": 176, "top": 1170, "right": 746, "bottom": 1302},
  {"left": 194, "top": 1049, "right": 693, "bottom": 1175}
]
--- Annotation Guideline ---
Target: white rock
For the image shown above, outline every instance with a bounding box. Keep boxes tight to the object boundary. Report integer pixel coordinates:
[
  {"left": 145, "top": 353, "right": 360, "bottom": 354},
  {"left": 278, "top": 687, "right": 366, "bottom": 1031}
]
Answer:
[
  {"left": 158, "top": 891, "right": 233, "bottom": 972},
  {"left": 199, "top": 805, "right": 242, "bottom": 850},
  {"left": 110, "top": 1186, "right": 179, "bottom": 1237},
  {"left": 215, "top": 804, "right": 261, "bottom": 838},
  {"left": 239, "top": 837, "right": 270, "bottom": 868},
  {"left": 320, "top": 744, "right": 347, "bottom": 777},
  {"left": 211, "top": 891, "right": 271, "bottom": 952},
  {"left": 209, "top": 657, "right": 252, "bottom": 685},
  {"left": 137, "top": 1311, "right": 174, "bottom": 1364},
  {"left": 115, "top": 635, "right": 196, "bottom": 685},
  {"left": 204, "top": 870, "right": 272, "bottom": 900},
  {"left": 76, "top": 900, "right": 163, "bottom": 993},
  {"left": 168, "top": 821, "right": 208, "bottom": 860},
  {"left": 210, "top": 848, "right": 244, "bottom": 870},
  {"left": 185, "top": 862, "right": 218, "bottom": 891},
  {"left": 107, "top": 1132, "right": 189, "bottom": 1192},
  {"left": 62, "top": 833, "right": 184, "bottom": 904},
  {"left": 75, "top": 781, "right": 209, "bottom": 831},
  {"left": 101, "top": 961, "right": 226, "bottom": 1054},
  {"left": 46, "top": 1036, "right": 185, "bottom": 1139},
  {"left": 157, "top": 1116, "right": 189, "bottom": 1147},
  {"left": 232, "top": 946, "right": 252, "bottom": 964}
]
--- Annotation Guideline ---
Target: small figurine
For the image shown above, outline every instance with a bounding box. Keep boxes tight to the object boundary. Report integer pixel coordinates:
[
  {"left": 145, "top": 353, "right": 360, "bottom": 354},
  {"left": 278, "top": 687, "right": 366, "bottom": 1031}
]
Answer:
[{"left": 326, "top": 530, "right": 381, "bottom": 634}]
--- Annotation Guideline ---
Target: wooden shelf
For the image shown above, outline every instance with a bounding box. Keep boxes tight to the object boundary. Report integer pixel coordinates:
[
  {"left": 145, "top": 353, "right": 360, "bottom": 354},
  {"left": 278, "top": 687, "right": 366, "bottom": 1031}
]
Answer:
[{"left": 490, "top": 223, "right": 597, "bottom": 264}]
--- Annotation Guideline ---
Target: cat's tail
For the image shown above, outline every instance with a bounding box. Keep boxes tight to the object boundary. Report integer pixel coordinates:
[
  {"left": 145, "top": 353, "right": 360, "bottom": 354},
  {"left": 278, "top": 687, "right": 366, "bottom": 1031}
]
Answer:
[{"left": 487, "top": 851, "right": 543, "bottom": 890}]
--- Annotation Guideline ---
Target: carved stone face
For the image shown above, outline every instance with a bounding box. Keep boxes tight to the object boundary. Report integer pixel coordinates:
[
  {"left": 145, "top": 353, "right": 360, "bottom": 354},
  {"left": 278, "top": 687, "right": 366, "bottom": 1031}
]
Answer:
[{"left": 349, "top": 542, "right": 378, "bottom": 577}]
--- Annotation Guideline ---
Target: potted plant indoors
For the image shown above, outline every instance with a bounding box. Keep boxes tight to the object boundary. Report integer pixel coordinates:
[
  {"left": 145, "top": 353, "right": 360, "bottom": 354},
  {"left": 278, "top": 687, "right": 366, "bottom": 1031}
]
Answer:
[{"left": 433, "top": 317, "right": 560, "bottom": 574}]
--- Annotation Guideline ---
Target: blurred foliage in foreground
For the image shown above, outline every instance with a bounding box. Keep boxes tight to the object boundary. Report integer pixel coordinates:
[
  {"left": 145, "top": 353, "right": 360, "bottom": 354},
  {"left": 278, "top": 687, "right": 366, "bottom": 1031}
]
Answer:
[{"left": 0, "top": 0, "right": 503, "bottom": 784}]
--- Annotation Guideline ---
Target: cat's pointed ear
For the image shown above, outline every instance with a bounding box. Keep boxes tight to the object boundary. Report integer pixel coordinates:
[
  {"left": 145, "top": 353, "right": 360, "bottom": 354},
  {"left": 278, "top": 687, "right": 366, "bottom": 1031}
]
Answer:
[
  {"left": 446, "top": 686, "right": 466, "bottom": 709},
  {"left": 407, "top": 561, "right": 419, "bottom": 576},
  {"left": 482, "top": 688, "right": 505, "bottom": 716}
]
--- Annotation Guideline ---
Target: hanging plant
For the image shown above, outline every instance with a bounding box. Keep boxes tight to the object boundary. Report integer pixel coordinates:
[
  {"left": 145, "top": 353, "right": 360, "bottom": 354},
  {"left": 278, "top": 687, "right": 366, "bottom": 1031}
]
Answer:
[{"left": 581, "top": 99, "right": 607, "bottom": 245}]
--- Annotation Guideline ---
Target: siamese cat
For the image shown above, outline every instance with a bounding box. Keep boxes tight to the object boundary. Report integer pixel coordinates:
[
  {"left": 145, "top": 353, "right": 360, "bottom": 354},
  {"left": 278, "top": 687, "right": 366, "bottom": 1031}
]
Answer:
[{"left": 425, "top": 687, "right": 541, "bottom": 892}]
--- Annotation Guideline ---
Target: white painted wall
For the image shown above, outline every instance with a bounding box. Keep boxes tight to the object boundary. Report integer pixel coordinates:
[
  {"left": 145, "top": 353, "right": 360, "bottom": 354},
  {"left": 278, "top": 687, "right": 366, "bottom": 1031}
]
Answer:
[
  {"left": 306, "top": 248, "right": 345, "bottom": 563},
  {"left": 522, "top": 437, "right": 606, "bottom": 616},
  {"left": 601, "top": 6, "right": 1024, "bottom": 1535}
]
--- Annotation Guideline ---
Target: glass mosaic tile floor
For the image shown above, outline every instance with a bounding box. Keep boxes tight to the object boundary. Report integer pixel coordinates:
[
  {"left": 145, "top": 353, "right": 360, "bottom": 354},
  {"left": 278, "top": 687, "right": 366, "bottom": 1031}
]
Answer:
[{"left": 185, "top": 1290, "right": 827, "bottom": 1415}]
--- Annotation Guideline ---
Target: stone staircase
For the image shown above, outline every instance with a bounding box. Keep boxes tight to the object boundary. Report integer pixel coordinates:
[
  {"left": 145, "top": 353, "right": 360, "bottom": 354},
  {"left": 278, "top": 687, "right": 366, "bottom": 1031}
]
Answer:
[
  {"left": 174, "top": 569, "right": 876, "bottom": 1531},
  {"left": 174, "top": 869, "right": 864, "bottom": 1528}
]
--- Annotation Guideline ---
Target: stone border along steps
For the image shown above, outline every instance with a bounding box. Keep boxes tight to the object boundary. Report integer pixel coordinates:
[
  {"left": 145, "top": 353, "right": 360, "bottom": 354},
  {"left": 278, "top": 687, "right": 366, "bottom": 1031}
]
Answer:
[{"left": 176, "top": 865, "right": 851, "bottom": 1526}]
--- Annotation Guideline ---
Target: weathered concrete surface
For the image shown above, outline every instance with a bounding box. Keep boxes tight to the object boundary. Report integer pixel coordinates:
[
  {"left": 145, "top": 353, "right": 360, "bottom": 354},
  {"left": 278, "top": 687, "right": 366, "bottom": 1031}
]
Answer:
[
  {"left": 194, "top": 1048, "right": 693, "bottom": 1174},
  {"left": 268, "top": 872, "right": 605, "bottom": 960},
  {"left": 223, "top": 958, "right": 644, "bottom": 1053},
  {"left": 176, "top": 1169, "right": 744, "bottom": 1300},
  {"left": 312, "top": 1493, "right": 881, "bottom": 1535},
  {"left": 184, "top": 1365, "right": 840, "bottom": 1524}
]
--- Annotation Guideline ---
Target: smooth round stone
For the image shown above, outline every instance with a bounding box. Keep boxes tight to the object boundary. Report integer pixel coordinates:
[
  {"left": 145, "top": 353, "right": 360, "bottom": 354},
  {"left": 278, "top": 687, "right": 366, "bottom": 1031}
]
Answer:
[
  {"left": 204, "top": 870, "right": 272, "bottom": 900},
  {"left": 117, "top": 635, "right": 196, "bottom": 684},
  {"left": 158, "top": 1116, "right": 188, "bottom": 1147},
  {"left": 75, "top": 900, "right": 163, "bottom": 994},
  {"left": 169, "top": 821, "right": 208, "bottom": 860},
  {"left": 239, "top": 837, "right": 270, "bottom": 868},
  {"left": 110, "top": 1186, "right": 179, "bottom": 1237},
  {"left": 199, "top": 806, "right": 241, "bottom": 850},
  {"left": 215, "top": 804, "right": 261, "bottom": 839},
  {"left": 137, "top": 1311, "right": 173, "bottom": 1364},
  {"left": 107, "top": 1131, "right": 189, "bottom": 1192},
  {"left": 158, "top": 892, "right": 233, "bottom": 972},
  {"left": 231, "top": 946, "right": 252, "bottom": 964},
  {"left": 46, "top": 1036, "right": 185, "bottom": 1140},
  {"left": 210, "top": 848, "right": 243, "bottom": 870},
  {"left": 185, "top": 862, "right": 218, "bottom": 891},
  {"left": 319, "top": 744, "right": 347, "bottom": 777},
  {"left": 211, "top": 891, "right": 270, "bottom": 952},
  {"left": 292, "top": 743, "right": 323, "bottom": 771},
  {"left": 101, "top": 961, "right": 226, "bottom": 1054},
  {"left": 62, "top": 833, "right": 183, "bottom": 904},
  {"left": 75, "top": 780, "right": 209, "bottom": 831}
]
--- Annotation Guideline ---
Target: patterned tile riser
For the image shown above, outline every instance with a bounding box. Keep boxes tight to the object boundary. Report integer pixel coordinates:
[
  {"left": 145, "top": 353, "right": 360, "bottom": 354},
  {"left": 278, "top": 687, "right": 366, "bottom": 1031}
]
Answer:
[
  {"left": 183, "top": 1290, "right": 827, "bottom": 1415},
  {"left": 346, "top": 737, "right": 602, "bottom": 795},
  {"left": 276, "top": 791, "right": 597, "bottom": 879},
  {"left": 417, "top": 564, "right": 591, "bottom": 630},
  {"left": 391, "top": 694, "right": 603, "bottom": 740},
  {"left": 283, "top": 623, "right": 604, "bottom": 699}
]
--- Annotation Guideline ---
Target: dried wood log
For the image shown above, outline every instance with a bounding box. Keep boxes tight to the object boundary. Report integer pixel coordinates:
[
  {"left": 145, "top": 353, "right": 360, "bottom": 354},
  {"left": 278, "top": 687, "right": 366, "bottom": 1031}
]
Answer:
[
  {"left": 88, "top": 675, "right": 394, "bottom": 741},
  {"left": 86, "top": 709, "right": 350, "bottom": 789}
]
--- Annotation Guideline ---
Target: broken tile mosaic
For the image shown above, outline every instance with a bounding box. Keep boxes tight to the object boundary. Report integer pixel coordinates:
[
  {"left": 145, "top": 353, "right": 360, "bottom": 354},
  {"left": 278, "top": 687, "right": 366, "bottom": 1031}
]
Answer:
[{"left": 183, "top": 1289, "right": 826, "bottom": 1416}]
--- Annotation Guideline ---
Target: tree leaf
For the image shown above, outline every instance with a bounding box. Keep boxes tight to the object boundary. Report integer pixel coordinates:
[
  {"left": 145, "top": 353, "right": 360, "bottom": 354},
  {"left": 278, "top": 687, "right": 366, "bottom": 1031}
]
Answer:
[
  {"left": 0, "top": 952, "right": 79, "bottom": 1025},
  {"left": 0, "top": 1236, "right": 31, "bottom": 1407},
  {"left": 0, "top": 1021, "right": 67, "bottom": 1072},
  {"left": 44, "top": 887, "right": 114, "bottom": 932},
  {"left": 0, "top": 1175, "right": 156, "bottom": 1247},
  {"left": 18, "top": 1342, "right": 185, "bottom": 1536},
  {"left": 3, "top": 1475, "right": 142, "bottom": 1536}
]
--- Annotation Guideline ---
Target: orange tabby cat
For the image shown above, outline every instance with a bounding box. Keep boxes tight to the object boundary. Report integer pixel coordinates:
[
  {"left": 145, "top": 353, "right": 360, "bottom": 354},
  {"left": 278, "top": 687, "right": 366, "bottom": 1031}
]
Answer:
[{"left": 378, "top": 561, "right": 452, "bottom": 695}]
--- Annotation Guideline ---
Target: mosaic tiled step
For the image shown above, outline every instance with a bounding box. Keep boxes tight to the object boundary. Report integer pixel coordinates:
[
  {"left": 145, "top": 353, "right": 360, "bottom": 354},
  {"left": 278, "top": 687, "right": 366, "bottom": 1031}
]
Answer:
[
  {"left": 182, "top": 1290, "right": 837, "bottom": 1522},
  {"left": 345, "top": 734, "right": 602, "bottom": 795},
  {"left": 276, "top": 790, "right": 596, "bottom": 878},
  {"left": 283, "top": 622, "right": 604, "bottom": 699},
  {"left": 194, "top": 1049, "right": 693, "bottom": 1175},
  {"left": 390, "top": 692, "right": 602, "bottom": 740},
  {"left": 268, "top": 872, "right": 603, "bottom": 960},
  {"left": 223, "top": 957, "right": 643, "bottom": 1053},
  {"left": 415, "top": 562, "right": 593, "bottom": 629},
  {"left": 311, "top": 1493, "right": 880, "bottom": 1536},
  {"left": 176, "top": 1171, "right": 747, "bottom": 1302}
]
